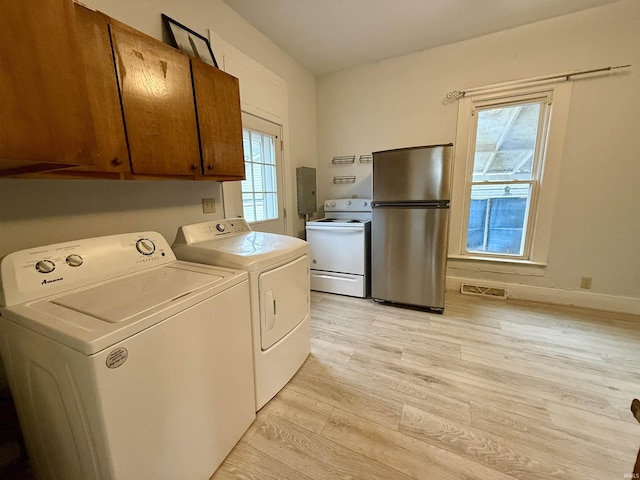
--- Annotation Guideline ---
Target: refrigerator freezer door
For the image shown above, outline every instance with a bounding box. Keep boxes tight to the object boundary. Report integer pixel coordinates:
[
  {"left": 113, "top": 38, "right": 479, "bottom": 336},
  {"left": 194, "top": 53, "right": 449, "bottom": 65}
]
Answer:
[
  {"left": 371, "top": 206, "right": 449, "bottom": 309},
  {"left": 372, "top": 144, "right": 452, "bottom": 202}
]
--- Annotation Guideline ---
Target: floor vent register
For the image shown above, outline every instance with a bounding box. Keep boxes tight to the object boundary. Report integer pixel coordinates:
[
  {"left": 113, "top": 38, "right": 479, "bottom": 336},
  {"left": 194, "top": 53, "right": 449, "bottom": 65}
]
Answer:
[{"left": 460, "top": 283, "right": 507, "bottom": 299}]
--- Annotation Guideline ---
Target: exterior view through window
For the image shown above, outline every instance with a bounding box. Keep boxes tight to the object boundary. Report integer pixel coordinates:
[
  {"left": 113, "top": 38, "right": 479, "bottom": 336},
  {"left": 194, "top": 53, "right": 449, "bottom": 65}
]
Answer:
[
  {"left": 466, "top": 98, "right": 550, "bottom": 257},
  {"left": 241, "top": 128, "right": 278, "bottom": 223}
]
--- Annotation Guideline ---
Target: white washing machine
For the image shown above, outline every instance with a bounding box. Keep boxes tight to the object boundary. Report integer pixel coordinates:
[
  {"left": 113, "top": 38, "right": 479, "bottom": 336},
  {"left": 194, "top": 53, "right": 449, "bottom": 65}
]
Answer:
[
  {"left": 0, "top": 232, "right": 255, "bottom": 480},
  {"left": 173, "top": 218, "right": 310, "bottom": 410}
]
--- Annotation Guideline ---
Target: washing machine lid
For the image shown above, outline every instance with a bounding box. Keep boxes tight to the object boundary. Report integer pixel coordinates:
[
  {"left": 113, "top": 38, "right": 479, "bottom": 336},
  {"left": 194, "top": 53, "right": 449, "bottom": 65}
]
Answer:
[
  {"left": 52, "top": 266, "right": 219, "bottom": 323},
  {"left": 0, "top": 262, "right": 247, "bottom": 355},
  {"left": 174, "top": 231, "right": 308, "bottom": 271}
]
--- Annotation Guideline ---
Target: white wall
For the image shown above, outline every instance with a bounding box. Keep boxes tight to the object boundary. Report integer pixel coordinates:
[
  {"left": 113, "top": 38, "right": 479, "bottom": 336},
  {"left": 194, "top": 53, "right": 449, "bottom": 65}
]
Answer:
[
  {"left": 0, "top": 0, "right": 317, "bottom": 259},
  {"left": 317, "top": 0, "right": 640, "bottom": 311}
]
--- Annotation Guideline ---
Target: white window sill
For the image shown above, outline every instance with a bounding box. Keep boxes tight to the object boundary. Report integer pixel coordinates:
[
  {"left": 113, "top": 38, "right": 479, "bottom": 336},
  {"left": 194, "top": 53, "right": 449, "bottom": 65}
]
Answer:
[{"left": 447, "top": 254, "right": 547, "bottom": 277}]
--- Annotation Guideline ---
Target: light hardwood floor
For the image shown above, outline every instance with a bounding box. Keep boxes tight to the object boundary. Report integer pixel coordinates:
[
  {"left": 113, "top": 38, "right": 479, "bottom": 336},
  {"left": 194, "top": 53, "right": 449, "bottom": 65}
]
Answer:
[{"left": 212, "top": 291, "right": 640, "bottom": 480}]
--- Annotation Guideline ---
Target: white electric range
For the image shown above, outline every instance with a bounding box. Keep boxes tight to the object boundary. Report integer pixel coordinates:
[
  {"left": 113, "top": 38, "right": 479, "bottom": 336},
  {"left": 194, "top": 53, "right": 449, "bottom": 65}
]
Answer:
[{"left": 305, "top": 198, "right": 371, "bottom": 298}]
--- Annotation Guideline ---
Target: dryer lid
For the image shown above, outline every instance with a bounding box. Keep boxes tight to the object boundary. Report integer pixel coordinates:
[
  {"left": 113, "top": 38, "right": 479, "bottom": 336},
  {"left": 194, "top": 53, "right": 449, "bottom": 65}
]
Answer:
[{"left": 174, "top": 231, "right": 308, "bottom": 271}]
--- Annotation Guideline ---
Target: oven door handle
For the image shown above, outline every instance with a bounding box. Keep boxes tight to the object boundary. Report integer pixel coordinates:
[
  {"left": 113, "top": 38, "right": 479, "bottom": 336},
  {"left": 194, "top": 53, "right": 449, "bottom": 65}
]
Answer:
[{"left": 305, "top": 226, "right": 363, "bottom": 233}]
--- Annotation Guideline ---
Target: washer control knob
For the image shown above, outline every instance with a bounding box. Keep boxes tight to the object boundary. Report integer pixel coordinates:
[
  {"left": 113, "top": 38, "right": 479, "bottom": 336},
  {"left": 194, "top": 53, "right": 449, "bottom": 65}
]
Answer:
[
  {"left": 363, "top": 201, "right": 368, "bottom": 207},
  {"left": 346, "top": 200, "right": 352, "bottom": 206},
  {"left": 35, "top": 260, "right": 55, "bottom": 273},
  {"left": 65, "top": 254, "right": 83, "bottom": 267},
  {"left": 216, "top": 223, "right": 226, "bottom": 233},
  {"left": 331, "top": 202, "right": 336, "bottom": 207},
  {"left": 136, "top": 238, "right": 156, "bottom": 256}
]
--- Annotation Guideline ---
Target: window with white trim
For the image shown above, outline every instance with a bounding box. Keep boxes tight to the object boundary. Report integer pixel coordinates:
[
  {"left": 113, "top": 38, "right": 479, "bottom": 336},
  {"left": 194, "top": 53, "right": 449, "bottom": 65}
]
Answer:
[
  {"left": 241, "top": 128, "right": 278, "bottom": 223},
  {"left": 450, "top": 83, "right": 572, "bottom": 265}
]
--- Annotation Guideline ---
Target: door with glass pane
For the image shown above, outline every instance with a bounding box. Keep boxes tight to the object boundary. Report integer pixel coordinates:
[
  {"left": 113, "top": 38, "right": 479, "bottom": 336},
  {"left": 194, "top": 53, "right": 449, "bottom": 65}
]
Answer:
[{"left": 241, "top": 113, "right": 285, "bottom": 234}]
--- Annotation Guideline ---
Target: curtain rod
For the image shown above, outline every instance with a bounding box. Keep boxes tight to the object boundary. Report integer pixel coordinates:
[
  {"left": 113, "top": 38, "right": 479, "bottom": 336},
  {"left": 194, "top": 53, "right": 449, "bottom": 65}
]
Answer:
[{"left": 445, "top": 64, "right": 631, "bottom": 103}]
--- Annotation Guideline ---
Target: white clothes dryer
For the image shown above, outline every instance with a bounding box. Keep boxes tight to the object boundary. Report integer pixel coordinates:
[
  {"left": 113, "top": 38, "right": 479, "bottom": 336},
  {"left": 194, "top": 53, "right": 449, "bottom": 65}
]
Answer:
[
  {"left": 0, "top": 232, "right": 255, "bottom": 480},
  {"left": 173, "top": 218, "right": 310, "bottom": 410}
]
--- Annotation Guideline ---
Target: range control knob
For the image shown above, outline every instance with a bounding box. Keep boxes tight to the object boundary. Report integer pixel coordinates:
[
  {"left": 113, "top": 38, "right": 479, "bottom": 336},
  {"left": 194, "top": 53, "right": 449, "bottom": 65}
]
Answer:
[
  {"left": 136, "top": 238, "right": 156, "bottom": 256},
  {"left": 35, "top": 260, "right": 55, "bottom": 274},
  {"left": 66, "top": 254, "right": 83, "bottom": 267},
  {"left": 216, "top": 223, "right": 226, "bottom": 233},
  {"left": 331, "top": 201, "right": 336, "bottom": 207},
  {"left": 346, "top": 200, "right": 352, "bottom": 206}
]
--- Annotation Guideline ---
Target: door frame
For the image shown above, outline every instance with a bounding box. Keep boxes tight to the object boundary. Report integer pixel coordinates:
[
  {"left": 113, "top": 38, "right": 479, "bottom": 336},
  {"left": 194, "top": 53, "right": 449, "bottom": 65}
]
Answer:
[{"left": 222, "top": 112, "right": 287, "bottom": 235}]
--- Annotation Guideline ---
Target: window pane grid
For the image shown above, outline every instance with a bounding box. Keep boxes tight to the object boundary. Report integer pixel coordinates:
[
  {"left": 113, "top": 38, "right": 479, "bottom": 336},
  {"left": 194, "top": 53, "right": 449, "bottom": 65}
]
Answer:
[
  {"left": 464, "top": 97, "right": 548, "bottom": 258},
  {"left": 241, "top": 128, "right": 279, "bottom": 223}
]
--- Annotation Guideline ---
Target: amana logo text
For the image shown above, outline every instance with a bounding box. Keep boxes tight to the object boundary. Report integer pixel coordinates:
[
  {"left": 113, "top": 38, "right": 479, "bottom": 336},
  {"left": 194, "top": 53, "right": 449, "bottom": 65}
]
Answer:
[{"left": 42, "top": 278, "right": 63, "bottom": 285}]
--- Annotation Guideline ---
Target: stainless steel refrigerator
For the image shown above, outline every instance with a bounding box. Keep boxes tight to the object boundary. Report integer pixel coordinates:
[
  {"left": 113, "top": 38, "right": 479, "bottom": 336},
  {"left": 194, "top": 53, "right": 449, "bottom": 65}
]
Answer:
[{"left": 371, "top": 144, "right": 453, "bottom": 312}]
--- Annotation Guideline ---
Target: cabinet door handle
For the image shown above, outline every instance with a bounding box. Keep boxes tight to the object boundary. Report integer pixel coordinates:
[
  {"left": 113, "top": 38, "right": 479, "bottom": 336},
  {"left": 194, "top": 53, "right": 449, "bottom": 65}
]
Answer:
[
  {"left": 207, "top": 164, "right": 214, "bottom": 170},
  {"left": 190, "top": 163, "right": 198, "bottom": 171},
  {"left": 111, "top": 158, "right": 122, "bottom": 166}
]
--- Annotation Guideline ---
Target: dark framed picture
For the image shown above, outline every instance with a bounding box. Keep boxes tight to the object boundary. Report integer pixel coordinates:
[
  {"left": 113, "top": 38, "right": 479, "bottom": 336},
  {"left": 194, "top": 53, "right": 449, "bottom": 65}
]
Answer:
[{"left": 161, "top": 14, "right": 218, "bottom": 68}]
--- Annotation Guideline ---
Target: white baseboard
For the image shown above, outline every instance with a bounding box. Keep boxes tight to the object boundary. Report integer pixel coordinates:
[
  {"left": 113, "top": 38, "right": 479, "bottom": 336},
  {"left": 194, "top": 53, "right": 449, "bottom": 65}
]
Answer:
[{"left": 446, "top": 276, "right": 640, "bottom": 316}]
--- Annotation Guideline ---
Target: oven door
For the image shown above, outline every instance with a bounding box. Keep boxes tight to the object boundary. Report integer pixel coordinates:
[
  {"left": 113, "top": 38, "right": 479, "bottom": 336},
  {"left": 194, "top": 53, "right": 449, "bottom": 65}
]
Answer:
[{"left": 305, "top": 225, "right": 365, "bottom": 275}]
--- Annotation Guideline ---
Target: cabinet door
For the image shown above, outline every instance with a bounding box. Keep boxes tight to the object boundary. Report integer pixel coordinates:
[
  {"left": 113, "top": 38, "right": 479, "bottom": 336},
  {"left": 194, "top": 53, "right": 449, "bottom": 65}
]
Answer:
[
  {"left": 0, "top": 0, "right": 96, "bottom": 174},
  {"left": 191, "top": 60, "right": 245, "bottom": 179},
  {"left": 74, "top": 5, "right": 130, "bottom": 173},
  {"left": 110, "top": 21, "right": 201, "bottom": 176}
]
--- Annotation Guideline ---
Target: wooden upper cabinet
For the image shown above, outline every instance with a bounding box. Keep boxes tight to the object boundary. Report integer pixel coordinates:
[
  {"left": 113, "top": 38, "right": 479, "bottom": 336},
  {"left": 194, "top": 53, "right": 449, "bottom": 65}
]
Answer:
[
  {"left": 109, "top": 20, "right": 200, "bottom": 176},
  {"left": 0, "top": 3, "right": 245, "bottom": 181},
  {"left": 191, "top": 60, "right": 245, "bottom": 180},
  {"left": 0, "top": 0, "right": 96, "bottom": 174},
  {"left": 73, "top": 4, "right": 130, "bottom": 174}
]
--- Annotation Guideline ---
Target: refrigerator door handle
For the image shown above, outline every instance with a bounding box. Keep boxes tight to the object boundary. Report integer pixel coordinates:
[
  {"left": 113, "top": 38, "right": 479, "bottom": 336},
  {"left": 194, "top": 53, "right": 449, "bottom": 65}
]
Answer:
[{"left": 371, "top": 201, "right": 449, "bottom": 208}]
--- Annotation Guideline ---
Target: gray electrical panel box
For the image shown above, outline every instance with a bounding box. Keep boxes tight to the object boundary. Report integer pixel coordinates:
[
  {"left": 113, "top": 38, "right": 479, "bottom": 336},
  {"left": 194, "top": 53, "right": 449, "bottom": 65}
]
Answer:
[{"left": 296, "top": 167, "right": 317, "bottom": 215}]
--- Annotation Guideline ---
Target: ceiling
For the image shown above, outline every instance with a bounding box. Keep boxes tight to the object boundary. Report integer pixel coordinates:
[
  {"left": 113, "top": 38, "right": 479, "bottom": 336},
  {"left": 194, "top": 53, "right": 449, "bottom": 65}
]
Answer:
[{"left": 223, "top": 0, "right": 622, "bottom": 75}]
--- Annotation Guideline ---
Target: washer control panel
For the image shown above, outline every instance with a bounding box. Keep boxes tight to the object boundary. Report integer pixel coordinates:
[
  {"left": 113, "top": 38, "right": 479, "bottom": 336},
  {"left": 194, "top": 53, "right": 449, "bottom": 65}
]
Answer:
[{"left": 0, "top": 232, "right": 175, "bottom": 306}]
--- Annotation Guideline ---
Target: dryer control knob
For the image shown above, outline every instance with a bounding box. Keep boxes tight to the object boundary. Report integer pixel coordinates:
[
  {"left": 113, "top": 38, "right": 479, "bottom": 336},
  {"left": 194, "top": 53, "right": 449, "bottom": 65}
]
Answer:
[
  {"left": 66, "top": 254, "right": 83, "bottom": 267},
  {"left": 136, "top": 239, "right": 156, "bottom": 256},
  {"left": 216, "top": 223, "right": 226, "bottom": 233},
  {"left": 35, "top": 260, "right": 55, "bottom": 273}
]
